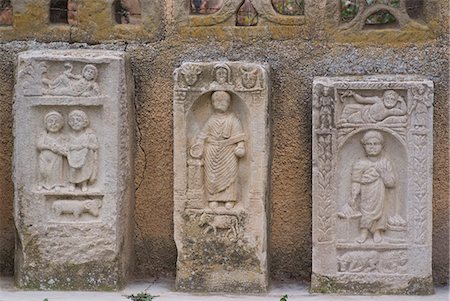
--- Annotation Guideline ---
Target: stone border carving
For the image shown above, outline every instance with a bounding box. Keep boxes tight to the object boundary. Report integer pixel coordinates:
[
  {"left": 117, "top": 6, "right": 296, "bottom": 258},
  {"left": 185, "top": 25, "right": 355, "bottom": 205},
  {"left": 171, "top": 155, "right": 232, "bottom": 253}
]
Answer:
[
  {"left": 312, "top": 76, "right": 434, "bottom": 295},
  {"left": 175, "top": 0, "right": 306, "bottom": 27}
]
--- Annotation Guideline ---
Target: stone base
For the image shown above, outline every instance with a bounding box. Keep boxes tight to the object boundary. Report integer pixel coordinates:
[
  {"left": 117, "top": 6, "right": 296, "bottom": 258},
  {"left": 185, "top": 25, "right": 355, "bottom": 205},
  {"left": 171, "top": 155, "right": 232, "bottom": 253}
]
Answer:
[
  {"left": 310, "top": 273, "right": 435, "bottom": 295},
  {"left": 15, "top": 260, "right": 125, "bottom": 291}
]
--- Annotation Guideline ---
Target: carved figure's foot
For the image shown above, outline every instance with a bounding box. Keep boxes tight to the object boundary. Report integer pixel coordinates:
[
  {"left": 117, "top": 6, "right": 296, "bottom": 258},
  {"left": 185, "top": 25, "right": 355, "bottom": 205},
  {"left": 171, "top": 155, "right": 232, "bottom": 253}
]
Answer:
[
  {"left": 356, "top": 229, "right": 369, "bottom": 244},
  {"left": 373, "top": 230, "right": 383, "bottom": 243},
  {"left": 225, "top": 202, "right": 234, "bottom": 210},
  {"left": 81, "top": 183, "right": 88, "bottom": 192},
  {"left": 69, "top": 183, "right": 75, "bottom": 192},
  {"left": 209, "top": 201, "right": 218, "bottom": 209},
  {"left": 55, "top": 186, "right": 61, "bottom": 192}
]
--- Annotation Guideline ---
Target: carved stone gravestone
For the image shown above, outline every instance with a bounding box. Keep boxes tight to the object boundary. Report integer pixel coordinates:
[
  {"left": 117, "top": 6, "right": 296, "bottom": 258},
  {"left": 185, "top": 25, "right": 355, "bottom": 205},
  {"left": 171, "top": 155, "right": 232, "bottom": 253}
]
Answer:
[
  {"left": 14, "top": 50, "right": 135, "bottom": 290},
  {"left": 312, "top": 76, "right": 434, "bottom": 294},
  {"left": 173, "top": 62, "right": 270, "bottom": 293}
]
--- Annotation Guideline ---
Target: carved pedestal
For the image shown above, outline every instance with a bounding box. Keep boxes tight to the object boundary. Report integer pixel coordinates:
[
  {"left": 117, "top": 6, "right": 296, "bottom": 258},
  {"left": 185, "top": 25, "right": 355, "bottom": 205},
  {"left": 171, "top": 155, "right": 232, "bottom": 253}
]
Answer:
[
  {"left": 312, "top": 76, "right": 434, "bottom": 294},
  {"left": 173, "top": 62, "right": 270, "bottom": 293},
  {"left": 13, "top": 50, "right": 135, "bottom": 290}
]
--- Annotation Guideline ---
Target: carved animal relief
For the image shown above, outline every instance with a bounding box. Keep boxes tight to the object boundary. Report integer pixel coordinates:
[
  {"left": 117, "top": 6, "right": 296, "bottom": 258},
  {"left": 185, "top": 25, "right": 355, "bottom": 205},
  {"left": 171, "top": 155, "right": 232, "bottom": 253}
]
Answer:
[
  {"left": 312, "top": 76, "right": 433, "bottom": 295},
  {"left": 174, "top": 62, "right": 270, "bottom": 293},
  {"left": 14, "top": 50, "right": 135, "bottom": 290}
]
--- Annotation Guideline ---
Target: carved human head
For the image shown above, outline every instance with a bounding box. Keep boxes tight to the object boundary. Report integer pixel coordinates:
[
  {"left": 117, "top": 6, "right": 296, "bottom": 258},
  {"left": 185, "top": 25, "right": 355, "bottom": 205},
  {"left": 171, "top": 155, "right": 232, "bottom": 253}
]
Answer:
[
  {"left": 361, "top": 130, "right": 384, "bottom": 157},
  {"left": 213, "top": 64, "right": 231, "bottom": 85},
  {"left": 211, "top": 91, "right": 231, "bottom": 113},
  {"left": 383, "top": 90, "right": 401, "bottom": 108},
  {"left": 68, "top": 110, "right": 89, "bottom": 131},
  {"left": 181, "top": 64, "right": 202, "bottom": 86},
  {"left": 240, "top": 67, "right": 258, "bottom": 89},
  {"left": 44, "top": 111, "right": 64, "bottom": 133},
  {"left": 82, "top": 64, "right": 98, "bottom": 81}
]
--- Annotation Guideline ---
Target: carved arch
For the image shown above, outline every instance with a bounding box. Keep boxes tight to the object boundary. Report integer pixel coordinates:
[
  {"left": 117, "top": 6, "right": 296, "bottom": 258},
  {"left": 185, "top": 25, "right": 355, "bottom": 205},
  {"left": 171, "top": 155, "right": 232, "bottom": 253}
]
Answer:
[{"left": 341, "top": 0, "right": 421, "bottom": 30}]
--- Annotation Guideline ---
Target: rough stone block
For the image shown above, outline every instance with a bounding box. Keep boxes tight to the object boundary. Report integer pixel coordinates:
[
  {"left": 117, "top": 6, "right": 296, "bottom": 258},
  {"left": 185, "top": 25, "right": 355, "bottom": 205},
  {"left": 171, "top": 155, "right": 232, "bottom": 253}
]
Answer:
[
  {"left": 13, "top": 50, "right": 135, "bottom": 290},
  {"left": 312, "top": 76, "right": 434, "bottom": 294},
  {"left": 173, "top": 62, "right": 271, "bottom": 293}
]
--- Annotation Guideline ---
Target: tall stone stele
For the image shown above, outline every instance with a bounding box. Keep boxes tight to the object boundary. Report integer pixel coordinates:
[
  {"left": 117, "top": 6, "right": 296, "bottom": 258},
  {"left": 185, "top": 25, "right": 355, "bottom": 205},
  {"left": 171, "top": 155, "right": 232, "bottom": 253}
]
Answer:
[
  {"left": 173, "top": 62, "right": 271, "bottom": 293},
  {"left": 13, "top": 50, "right": 135, "bottom": 290},
  {"left": 312, "top": 76, "right": 434, "bottom": 294}
]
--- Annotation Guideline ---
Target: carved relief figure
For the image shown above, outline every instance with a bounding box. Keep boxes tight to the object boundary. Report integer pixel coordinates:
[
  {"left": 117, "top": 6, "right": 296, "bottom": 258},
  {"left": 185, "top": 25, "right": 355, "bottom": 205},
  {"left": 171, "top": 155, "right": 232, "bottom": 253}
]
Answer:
[
  {"left": 190, "top": 91, "right": 246, "bottom": 209},
  {"left": 339, "top": 130, "right": 396, "bottom": 243},
  {"left": 209, "top": 63, "right": 234, "bottom": 90},
  {"left": 52, "top": 199, "right": 102, "bottom": 218},
  {"left": 339, "top": 90, "right": 407, "bottom": 124},
  {"left": 42, "top": 63, "right": 100, "bottom": 97},
  {"left": 315, "top": 84, "right": 334, "bottom": 129},
  {"left": 180, "top": 64, "right": 202, "bottom": 87},
  {"left": 409, "top": 84, "right": 432, "bottom": 128},
  {"left": 37, "top": 111, "right": 68, "bottom": 191},
  {"left": 67, "top": 110, "right": 99, "bottom": 192}
]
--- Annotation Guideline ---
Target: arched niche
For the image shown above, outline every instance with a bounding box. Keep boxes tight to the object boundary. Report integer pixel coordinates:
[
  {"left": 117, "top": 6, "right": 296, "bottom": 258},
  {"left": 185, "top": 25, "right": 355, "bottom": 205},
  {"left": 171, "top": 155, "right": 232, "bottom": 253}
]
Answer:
[
  {"left": 186, "top": 91, "right": 252, "bottom": 208},
  {"left": 336, "top": 129, "right": 407, "bottom": 244},
  {"left": 236, "top": 0, "right": 258, "bottom": 26},
  {"left": 364, "top": 9, "right": 398, "bottom": 28}
]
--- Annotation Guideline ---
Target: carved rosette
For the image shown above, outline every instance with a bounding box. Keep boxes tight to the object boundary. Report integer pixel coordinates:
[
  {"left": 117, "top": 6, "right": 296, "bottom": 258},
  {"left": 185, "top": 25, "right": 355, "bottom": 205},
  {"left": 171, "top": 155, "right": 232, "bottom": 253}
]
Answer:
[
  {"left": 312, "top": 77, "right": 434, "bottom": 295},
  {"left": 173, "top": 61, "right": 270, "bottom": 293}
]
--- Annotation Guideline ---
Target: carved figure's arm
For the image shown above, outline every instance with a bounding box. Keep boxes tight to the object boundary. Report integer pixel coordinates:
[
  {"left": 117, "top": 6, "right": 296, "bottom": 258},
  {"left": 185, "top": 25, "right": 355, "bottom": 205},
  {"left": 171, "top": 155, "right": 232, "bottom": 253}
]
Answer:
[
  {"left": 36, "top": 134, "right": 48, "bottom": 151},
  {"left": 379, "top": 160, "right": 396, "bottom": 188},
  {"left": 87, "top": 133, "right": 99, "bottom": 150},
  {"left": 352, "top": 92, "right": 379, "bottom": 105}
]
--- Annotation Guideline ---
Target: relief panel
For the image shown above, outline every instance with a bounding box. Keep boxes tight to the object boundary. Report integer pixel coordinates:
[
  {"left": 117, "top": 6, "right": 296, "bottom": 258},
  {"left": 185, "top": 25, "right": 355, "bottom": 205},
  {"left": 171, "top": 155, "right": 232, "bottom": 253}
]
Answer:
[
  {"left": 13, "top": 50, "right": 135, "bottom": 290},
  {"left": 173, "top": 62, "right": 270, "bottom": 293},
  {"left": 312, "top": 76, "right": 433, "bottom": 294}
]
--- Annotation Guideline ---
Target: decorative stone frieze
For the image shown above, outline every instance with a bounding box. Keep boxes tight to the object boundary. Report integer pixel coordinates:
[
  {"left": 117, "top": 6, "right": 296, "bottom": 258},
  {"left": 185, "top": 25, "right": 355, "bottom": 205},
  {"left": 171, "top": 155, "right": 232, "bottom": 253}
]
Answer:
[
  {"left": 173, "top": 62, "right": 271, "bottom": 293},
  {"left": 13, "top": 50, "right": 135, "bottom": 290},
  {"left": 312, "top": 76, "right": 434, "bottom": 294}
]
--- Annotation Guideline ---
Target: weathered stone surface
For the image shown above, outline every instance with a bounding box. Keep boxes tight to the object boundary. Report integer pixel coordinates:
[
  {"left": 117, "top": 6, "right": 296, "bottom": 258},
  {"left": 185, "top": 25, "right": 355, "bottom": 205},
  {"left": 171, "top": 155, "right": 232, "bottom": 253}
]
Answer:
[
  {"left": 173, "top": 62, "right": 270, "bottom": 293},
  {"left": 13, "top": 50, "right": 135, "bottom": 290},
  {"left": 312, "top": 76, "right": 434, "bottom": 294}
]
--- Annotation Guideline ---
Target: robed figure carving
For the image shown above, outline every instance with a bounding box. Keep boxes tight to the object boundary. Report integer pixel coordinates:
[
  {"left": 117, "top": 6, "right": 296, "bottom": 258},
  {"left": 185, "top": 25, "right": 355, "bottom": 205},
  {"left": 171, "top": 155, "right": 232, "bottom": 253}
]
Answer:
[
  {"left": 67, "top": 110, "right": 99, "bottom": 192},
  {"left": 340, "top": 130, "right": 396, "bottom": 244},
  {"left": 37, "top": 111, "right": 67, "bottom": 191},
  {"left": 190, "top": 91, "right": 246, "bottom": 210}
]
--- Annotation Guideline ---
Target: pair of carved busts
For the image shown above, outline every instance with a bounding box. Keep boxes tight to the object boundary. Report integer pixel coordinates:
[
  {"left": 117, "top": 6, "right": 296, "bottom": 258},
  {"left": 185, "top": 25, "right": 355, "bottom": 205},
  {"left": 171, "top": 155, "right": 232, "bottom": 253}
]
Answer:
[{"left": 37, "top": 109, "right": 98, "bottom": 192}]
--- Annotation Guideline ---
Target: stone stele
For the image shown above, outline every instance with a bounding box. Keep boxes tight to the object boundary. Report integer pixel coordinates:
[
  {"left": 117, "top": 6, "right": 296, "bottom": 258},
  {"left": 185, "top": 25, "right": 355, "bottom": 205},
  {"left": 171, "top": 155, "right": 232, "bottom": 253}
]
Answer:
[
  {"left": 173, "top": 62, "right": 271, "bottom": 293},
  {"left": 13, "top": 50, "right": 135, "bottom": 290},
  {"left": 311, "top": 76, "right": 434, "bottom": 294}
]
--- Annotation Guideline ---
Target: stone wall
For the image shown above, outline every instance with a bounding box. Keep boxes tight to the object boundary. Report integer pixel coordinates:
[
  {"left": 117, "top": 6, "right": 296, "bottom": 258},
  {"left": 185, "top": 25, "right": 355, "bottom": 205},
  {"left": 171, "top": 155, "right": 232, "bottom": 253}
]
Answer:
[{"left": 0, "top": 0, "right": 448, "bottom": 286}]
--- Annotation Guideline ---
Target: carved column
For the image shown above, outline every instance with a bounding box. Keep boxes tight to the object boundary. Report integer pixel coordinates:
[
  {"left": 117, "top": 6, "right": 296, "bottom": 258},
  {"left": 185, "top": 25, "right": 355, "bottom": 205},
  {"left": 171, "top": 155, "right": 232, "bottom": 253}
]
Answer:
[
  {"left": 13, "top": 50, "right": 135, "bottom": 290},
  {"left": 312, "top": 76, "right": 434, "bottom": 294},
  {"left": 173, "top": 62, "right": 271, "bottom": 293}
]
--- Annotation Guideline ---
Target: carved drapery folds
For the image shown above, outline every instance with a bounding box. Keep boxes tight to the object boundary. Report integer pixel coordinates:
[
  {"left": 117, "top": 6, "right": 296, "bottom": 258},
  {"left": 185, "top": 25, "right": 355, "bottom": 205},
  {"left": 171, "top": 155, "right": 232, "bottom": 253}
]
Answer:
[
  {"left": 173, "top": 62, "right": 270, "bottom": 293},
  {"left": 14, "top": 50, "right": 135, "bottom": 290},
  {"left": 312, "top": 76, "right": 433, "bottom": 294}
]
